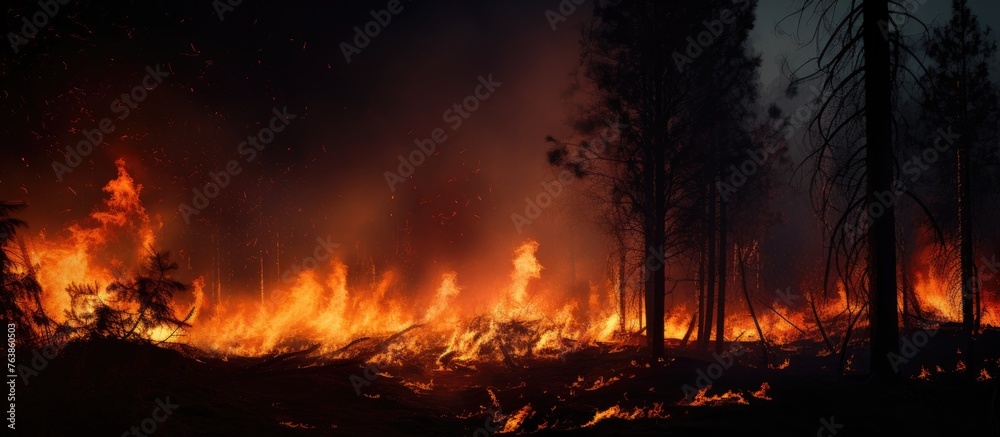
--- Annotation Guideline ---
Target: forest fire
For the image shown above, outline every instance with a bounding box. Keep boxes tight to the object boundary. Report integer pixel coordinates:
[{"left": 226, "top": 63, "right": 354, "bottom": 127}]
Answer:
[
  {"left": 15, "top": 161, "right": 999, "bottom": 363},
  {"left": 4, "top": 166, "right": 781, "bottom": 353},
  {"left": 7, "top": 158, "right": 1000, "bottom": 435},
  {"left": 5, "top": 0, "right": 1000, "bottom": 435},
  {"left": 20, "top": 162, "right": 621, "bottom": 362}
]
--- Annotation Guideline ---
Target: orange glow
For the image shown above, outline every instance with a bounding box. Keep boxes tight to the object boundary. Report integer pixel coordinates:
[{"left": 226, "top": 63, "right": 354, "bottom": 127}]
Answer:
[
  {"left": 581, "top": 403, "right": 668, "bottom": 427},
  {"left": 682, "top": 388, "right": 748, "bottom": 406},
  {"left": 15, "top": 160, "right": 996, "bottom": 366}
]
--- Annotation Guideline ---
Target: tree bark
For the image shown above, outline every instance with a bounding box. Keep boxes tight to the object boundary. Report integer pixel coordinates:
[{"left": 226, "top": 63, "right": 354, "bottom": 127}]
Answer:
[
  {"left": 716, "top": 181, "right": 728, "bottom": 354},
  {"left": 862, "top": 0, "right": 900, "bottom": 380},
  {"left": 739, "top": 247, "right": 768, "bottom": 367},
  {"left": 701, "top": 181, "right": 717, "bottom": 350},
  {"left": 619, "top": 246, "right": 627, "bottom": 334},
  {"left": 649, "top": 138, "right": 667, "bottom": 360},
  {"left": 957, "top": 7, "right": 977, "bottom": 372}
]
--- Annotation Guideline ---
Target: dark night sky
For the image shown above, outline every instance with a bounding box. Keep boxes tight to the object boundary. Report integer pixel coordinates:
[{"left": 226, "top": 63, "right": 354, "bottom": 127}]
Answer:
[{"left": 2, "top": 0, "right": 999, "bottom": 295}]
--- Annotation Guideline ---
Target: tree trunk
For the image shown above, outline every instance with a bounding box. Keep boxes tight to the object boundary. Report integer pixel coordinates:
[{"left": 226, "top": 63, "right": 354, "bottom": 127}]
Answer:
[
  {"left": 862, "top": 0, "right": 900, "bottom": 381},
  {"left": 958, "top": 129, "right": 976, "bottom": 374},
  {"left": 739, "top": 247, "right": 768, "bottom": 367},
  {"left": 901, "top": 239, "right": 910, "bottom": 329},
  {"left": 716, "top": 186, "right": 728, "bottom": 354},
  {"left": 694, "top": 236, "right": 706, "bottom": 348},
  {"left": 649, "top": 145, "right": 667, "bottom": 360},
  {"left": 643, "top": 142, "right": 666, "bottom": 360},
  {"left": 619, "top": 246, "right": 627, "bottom": 334},
  {"left": 957, "top": 10, "right": 977, "bottom": 371},
  {"left": 680, "top": 313, "right": 697, "bottom": 347},
  {"left": 701, "top": 182, "right": 717, "bottom": 350}
]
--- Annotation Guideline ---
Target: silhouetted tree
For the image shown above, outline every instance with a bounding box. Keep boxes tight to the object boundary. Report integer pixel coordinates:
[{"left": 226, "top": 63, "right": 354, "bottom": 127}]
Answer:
[
  {"left": 64, "top": 250, "right": 192, "bottom": 343},
  {"left": 64, "top": 283, "right": 131, "bottom": 340},
  {"left": 920, "top": 0, "right": 998, "bottom": 373},
  {"left": 0, "top": 201, "right": 49, "bottom": 347},
  {"left": 549, "top": 0, "right": 760, "bottom": 359},
  {"left": 787, "top": 0, "right": 927, "bottom": 379}
]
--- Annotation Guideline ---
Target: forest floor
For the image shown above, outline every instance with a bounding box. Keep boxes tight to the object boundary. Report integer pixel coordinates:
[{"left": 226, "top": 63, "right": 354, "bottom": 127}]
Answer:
[{"left": 17, "top": 327, "right": 1000, "bottom": 436}]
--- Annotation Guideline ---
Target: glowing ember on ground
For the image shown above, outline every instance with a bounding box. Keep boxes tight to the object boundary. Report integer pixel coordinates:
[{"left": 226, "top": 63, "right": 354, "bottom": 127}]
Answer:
[
  {"left": 918, "top": 367, "right": 931, "bottom": 379},
  {"left": 978, "top": 368, "right": 992, "bottom": 382},
  {"left": 751, "top": 382, "right": 772, "bottom": 400},
  {"left": 499, "top": 404, "right": 534, "bottom": 434},
  {"left": 581, "top": 403, "right": 669, "bottom": 427},
  {"left": 681, "top": 388, "right": 749, "bottom": 406}
]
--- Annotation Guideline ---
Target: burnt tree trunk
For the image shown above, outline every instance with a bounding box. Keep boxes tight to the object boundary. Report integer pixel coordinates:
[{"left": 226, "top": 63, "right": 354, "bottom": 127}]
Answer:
[
  {"left": 619, "top": 247, "right": 627, "bottom": 334},
  {"left": 691, "top": 235, "right": 707, "bottom": 348},
  {"left": 716, "top": 177, "right": 728, "bottom": 354},
  {"left": 739, "top": 247, "right": 768, "bottom": 366},
  {"left": 959, "top": 132, "right": 976, "bottom": 373},
  {"left": 956, "top": 10, "right": 977, "bottom": 371},
  {"left": 649, "top": 138, "right": 667, "bottom": 360},
  {"left": 863, "top": 0, "right": 900, "bottom": 380},
  {"left": 701, "top": 181, "right": 717, "bottom": 351}
]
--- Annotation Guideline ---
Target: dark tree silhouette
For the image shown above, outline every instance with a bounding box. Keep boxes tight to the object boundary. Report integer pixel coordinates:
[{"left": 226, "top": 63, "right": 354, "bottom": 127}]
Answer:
[
  {"left": 64, "top": 250, "right": 193, "bottom": 343},
  {"left": 549, "top": 0, "right": 760, "bottom": 359},
  {"left": 784, "top": 0, "right": 931, "bottom": 379},
  {"left": 64, "top": 283, "right": 131, "bottom": 340},
  {"left": 920, "top": 0, "right": 998, "bottom": 373},
  {"left": 0, "top": 201, "right": 49, "bottom": 347}
]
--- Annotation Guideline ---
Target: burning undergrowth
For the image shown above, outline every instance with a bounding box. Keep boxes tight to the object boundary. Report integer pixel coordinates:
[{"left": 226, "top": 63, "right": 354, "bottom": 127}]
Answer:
[{"left": 13, "top": 161, "right": 1000, "bottom": 372}]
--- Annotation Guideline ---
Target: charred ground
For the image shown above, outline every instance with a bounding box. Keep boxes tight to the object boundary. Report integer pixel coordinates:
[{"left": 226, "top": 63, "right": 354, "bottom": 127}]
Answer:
[{"left": 18, "top": 327, "right": 1000, "bottom": 436}]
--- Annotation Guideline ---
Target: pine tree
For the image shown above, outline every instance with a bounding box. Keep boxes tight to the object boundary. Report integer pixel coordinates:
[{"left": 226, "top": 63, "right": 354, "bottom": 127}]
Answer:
[{"left": 920, "top": 0, "right": 999, "bottom": 373}]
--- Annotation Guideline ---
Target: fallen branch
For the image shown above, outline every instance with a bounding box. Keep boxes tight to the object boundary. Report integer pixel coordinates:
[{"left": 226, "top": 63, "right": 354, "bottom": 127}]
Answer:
[{"left": 252, "top": 343, "right": 321, "bottom": 370}]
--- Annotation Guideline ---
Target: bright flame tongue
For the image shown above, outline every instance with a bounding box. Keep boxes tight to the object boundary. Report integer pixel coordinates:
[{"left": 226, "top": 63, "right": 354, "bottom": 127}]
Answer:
[
  {"left": 189, "top": 237, "right": 617, "bottom": 363},
  {"left": 32, "top": 159, "right": 161, "bottom": 325},
  {"left": 21, "top": 160, "right": 998, "bottom": 363}
]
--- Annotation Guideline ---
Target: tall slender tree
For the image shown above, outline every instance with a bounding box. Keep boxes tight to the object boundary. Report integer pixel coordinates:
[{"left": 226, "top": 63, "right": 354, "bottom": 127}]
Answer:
[
  {"left": 786, "top": 0, "right": 927, "bottom": 379},
  {"left": 920, "top": 0, "right": 998, "bottom": 373}
]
